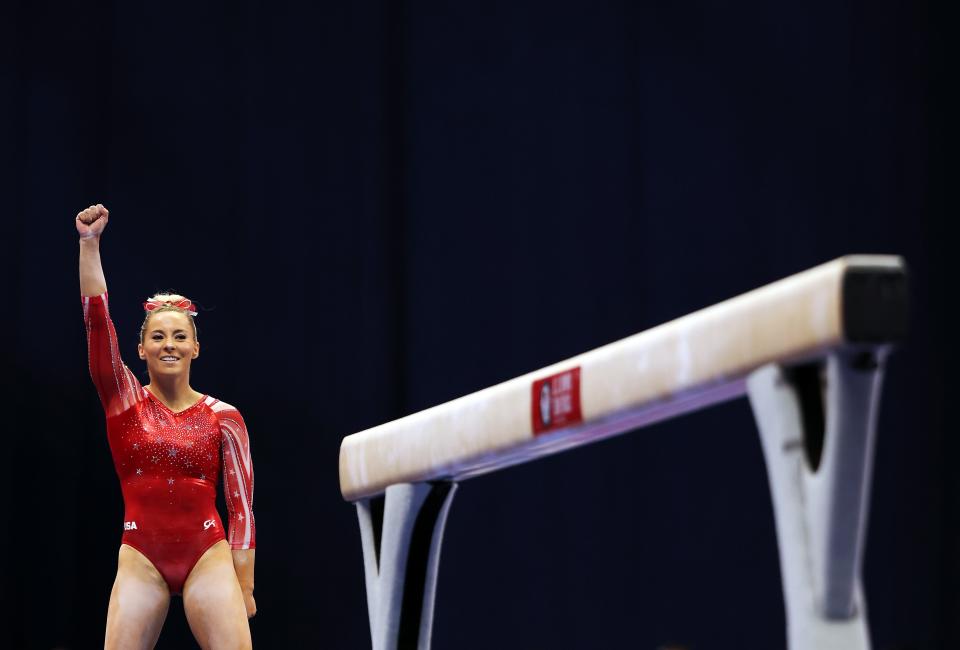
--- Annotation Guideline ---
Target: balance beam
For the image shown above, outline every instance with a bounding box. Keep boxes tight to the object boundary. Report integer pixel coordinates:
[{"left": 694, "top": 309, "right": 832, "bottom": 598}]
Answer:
[{"left": 339, "top": 255, "right": 907, "bottom": 650}]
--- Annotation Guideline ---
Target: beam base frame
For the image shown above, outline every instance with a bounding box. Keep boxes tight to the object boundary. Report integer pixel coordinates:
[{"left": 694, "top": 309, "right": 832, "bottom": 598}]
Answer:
[
  {"left": 356, "top": 481, "right": 458, "bottom": 650},
  {"left": 748, "top": 349, "right": 887, "bottom": 650}
]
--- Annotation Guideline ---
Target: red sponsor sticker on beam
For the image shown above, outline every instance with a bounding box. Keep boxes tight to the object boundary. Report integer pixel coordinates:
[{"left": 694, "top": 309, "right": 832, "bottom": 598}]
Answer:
[{"left": 531, "top": 367, "right": 583, "bottom": 435}]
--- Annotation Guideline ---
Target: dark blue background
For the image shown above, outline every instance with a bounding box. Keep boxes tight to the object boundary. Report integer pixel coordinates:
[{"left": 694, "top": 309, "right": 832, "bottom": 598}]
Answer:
[{"left": 0, "top": 0, "right": 952, "bottom": 648}]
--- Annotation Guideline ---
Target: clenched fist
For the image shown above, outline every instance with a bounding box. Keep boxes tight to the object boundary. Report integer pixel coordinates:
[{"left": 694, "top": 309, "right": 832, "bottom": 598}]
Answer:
[{"left": 76, "top": 203, "right": 109, "bottom": 239}]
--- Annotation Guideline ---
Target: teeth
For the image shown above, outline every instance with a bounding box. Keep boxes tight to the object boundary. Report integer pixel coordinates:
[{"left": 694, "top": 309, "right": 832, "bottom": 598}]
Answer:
[{"left": 161, "top": 357, "right": 178, "bottom": 361}]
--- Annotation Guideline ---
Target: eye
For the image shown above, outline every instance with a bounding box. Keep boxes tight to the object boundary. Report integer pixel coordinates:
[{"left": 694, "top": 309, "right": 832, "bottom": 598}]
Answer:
[
  {"left": 176, "top": 334, "right": 187, "bottom": 341},
  {"left": 152, "top": 334, "right": 163, "bottom": 341}
]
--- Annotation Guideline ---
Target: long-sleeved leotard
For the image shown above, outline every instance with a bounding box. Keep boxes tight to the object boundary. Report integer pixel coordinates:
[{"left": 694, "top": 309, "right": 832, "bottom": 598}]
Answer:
[{"left": 83, "top": 293, "right": 255, "bottom": 593}]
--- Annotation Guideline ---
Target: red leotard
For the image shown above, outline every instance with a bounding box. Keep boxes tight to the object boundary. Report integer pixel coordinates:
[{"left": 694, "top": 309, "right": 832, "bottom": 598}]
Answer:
[{"left": 83, "top": 293, "right": 255, "bottom": 594}]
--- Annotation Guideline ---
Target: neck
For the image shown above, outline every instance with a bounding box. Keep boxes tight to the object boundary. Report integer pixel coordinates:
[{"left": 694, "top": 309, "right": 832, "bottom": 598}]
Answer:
[{"left": 146, "top": 373, "right": 200, "bottom": 408}]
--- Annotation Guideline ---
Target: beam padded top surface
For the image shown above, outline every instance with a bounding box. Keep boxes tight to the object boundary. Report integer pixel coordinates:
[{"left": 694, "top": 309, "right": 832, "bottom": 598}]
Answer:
[{"left": 339, "top": 255, "right": 906, "bottom": 501}]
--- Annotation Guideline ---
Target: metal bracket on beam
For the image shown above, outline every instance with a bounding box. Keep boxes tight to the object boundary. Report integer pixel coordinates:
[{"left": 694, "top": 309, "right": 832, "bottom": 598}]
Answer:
[
  {"left": 748, "top": 349, "right": 887, "bottom": 650},
  {"left": 356, "top": 482, "right": 458, "bottom": 650}
]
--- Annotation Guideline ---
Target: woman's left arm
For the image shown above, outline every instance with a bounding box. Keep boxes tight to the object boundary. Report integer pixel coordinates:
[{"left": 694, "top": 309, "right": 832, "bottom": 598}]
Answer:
[
  {"left": 217, "top": 402, "right": 257, "bottom": 618},
  {"left": 232, "top": 549, "right": 256, "bottom": 617}
]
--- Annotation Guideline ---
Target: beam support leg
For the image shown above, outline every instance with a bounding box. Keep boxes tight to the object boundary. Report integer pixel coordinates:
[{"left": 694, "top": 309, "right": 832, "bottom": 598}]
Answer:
[
  {"left": 356, "top": 482, "right": 458, "bottom": 650},
  {"left": 748, "top": 350, "right": 886, "bottom": 650}
]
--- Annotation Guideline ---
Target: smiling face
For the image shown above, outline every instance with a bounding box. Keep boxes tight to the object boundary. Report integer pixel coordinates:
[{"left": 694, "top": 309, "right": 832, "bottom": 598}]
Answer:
[{"left": 137, "top": 310, "right": 200, "bottom": 380}]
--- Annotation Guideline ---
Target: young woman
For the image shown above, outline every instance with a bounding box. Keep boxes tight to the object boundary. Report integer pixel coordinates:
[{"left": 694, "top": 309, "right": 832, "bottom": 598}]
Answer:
[{"left": 78, "top": 203, "right": 257, "bottom": 649}]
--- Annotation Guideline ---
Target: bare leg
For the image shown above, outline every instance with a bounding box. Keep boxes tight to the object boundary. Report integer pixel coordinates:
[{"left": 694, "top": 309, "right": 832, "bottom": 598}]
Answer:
[
  {"left": 105, "top": 545, "right": 170, "bottom": 650},
  {"left": 183, "top": 541, "right": 252, "bottom": 650}
]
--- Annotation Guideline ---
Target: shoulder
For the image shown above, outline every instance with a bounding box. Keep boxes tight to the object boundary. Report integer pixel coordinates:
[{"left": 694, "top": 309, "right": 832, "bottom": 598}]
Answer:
[
  {"left": 204, "top": 396, "right": 253, "bottom": 443},
  {"left": 203, "top": 395, "right": 245, "bottom": 419}
]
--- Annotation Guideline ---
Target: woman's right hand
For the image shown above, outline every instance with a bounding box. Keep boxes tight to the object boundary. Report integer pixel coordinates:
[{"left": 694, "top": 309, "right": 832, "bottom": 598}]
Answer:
[{"left": 76, "top": 203, "right": 109, "bottom": 239}]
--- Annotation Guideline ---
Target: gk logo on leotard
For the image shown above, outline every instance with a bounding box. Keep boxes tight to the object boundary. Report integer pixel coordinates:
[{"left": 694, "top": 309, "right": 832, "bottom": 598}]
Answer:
[
  {"left": 203, "top": 519, "right": 217, "bottom": 530},
  {"left": 124, "top": 521, "right": 138, "bottom": 531}
]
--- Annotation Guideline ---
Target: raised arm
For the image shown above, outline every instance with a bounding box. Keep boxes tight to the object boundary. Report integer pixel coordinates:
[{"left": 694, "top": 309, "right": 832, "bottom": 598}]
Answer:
[
  {"left": 77, "top": 204, "right": 142, "bottom": 416},
  {"left": 77, "top": 204, "right": 109, "bottom": 297}
]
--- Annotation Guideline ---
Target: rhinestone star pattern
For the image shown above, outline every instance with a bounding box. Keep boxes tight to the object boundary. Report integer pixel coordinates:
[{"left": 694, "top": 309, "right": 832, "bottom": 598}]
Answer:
[{"left": 112, "top": 393, "right": 221, "bottom": 485}]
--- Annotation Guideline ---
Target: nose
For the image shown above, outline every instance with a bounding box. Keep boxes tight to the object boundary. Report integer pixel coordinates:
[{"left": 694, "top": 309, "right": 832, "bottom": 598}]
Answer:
[{"left": 163, "top": 340, "right": 176, "bottom": 351}]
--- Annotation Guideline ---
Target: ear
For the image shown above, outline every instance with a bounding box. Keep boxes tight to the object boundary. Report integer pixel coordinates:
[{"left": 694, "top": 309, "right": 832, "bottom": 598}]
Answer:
[
  {"left": 138, "top": 342, "right": 145, "bottom": 360},
  {"left": 193, "top": 340, "right": 200, "bottom": 359}
]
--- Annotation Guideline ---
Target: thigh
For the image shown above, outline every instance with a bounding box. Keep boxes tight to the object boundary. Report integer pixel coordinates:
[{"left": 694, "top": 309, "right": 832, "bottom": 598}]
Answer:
[
  {"left": 182, "top": 541, "right": 252, "bottom": 650},
  {"left": 105, "top": 545, "right": 170, "bottom": 650}
]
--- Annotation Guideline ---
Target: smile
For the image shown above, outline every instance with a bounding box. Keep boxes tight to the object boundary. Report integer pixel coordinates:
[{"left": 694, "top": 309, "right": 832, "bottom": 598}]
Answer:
[{"left": 160, "top": 356, "right": 180, "bottom": 362}]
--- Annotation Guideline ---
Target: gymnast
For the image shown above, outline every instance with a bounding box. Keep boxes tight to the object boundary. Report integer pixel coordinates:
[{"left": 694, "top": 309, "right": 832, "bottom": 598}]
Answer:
[{"left": 77, "top": 203, "right": 256, "bottom": 649}]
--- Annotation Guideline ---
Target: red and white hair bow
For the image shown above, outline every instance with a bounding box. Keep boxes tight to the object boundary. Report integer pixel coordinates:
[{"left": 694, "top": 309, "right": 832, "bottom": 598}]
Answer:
[{"left": 143, "top": 298, "right": 198, "bottom": 317}]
